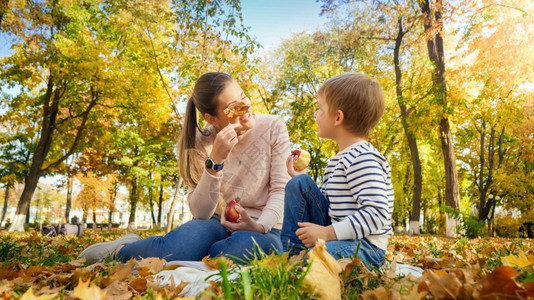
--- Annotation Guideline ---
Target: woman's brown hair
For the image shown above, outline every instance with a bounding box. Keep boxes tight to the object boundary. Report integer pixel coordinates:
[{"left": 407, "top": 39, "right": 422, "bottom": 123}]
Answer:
[
  {"left": 178, "top": 72, "right": 234, "bottom": 214},
  {"left": 178, "top": 72, "right": 234, "bottom": 186}
]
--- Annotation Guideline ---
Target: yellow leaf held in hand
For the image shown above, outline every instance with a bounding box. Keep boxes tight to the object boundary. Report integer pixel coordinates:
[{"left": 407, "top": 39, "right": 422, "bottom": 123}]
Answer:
[
  {"left": 302, "top": 239, "right": 342, "bottom": 300},
  {"left": 501, "top": 250, "right": 533, "bottom": 269}
]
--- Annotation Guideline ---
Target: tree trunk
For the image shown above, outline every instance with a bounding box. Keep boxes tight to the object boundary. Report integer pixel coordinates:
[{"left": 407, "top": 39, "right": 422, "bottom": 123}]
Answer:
[
  {"left": 157, "top": 182, "right": 164, "bottom": 228},
  {"left": 107, "top": 210, "right": 113, "bottom": 231},
  {"left": 441, "top": 119, "right": 461, "bottom": 237},
  {"left": 128, "top": 178, "right": 138, "bottom": 231},
  {"left": 420, "top": 0, "right": 460, "bottom": 237},
  {"left": 107, "top": 182, "right": 117, "bottom": 232},
  {"left": 497, "top": 128, "right": 506, "bottom": 166},
  {"left": 9, "top": 78, "right": 60, "bottom": 232},
  {"left": 166, "top": 177, "right": 183, "bottom": 233},
  {"left": 65, "top": 174, "right": 73, "bottom": 223},
  {"left": 393, "top": 17, "right": 423, "bottom": 236},
  {"left": 10, "top": 151, "right": 49, "bottom": 232},
  {"left": 1, "top": 187, "right": 9, "bottom": 225},
  {"left": 149, "top": 191, "right": 157, "bottom": 227},
  {"left": 92, "top": 210, "right": 97, "bottom": 231},
  {"left": 82, "top": 209, "right": 87, "bottom": 224},
  {"left": 35, "top": 196, "right": 41, "bottom": 225},
  {"left": 8, "top": 76, "right": 97, "bottom": 232},
  {"left": 477, "top": 123, "right": 500, "bottom": 224},
  {"left": 25, "top": 205, "right": 30, "bottom": 224}
]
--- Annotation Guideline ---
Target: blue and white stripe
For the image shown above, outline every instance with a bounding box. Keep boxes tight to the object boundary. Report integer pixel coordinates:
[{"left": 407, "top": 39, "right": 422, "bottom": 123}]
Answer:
[{"left": 321, "top": 141, "right": 394, "bottom": 250}]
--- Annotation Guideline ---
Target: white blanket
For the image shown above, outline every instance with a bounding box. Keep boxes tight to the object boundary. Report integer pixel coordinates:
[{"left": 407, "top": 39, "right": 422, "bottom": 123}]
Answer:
[{"left": 154, "top": 260, "right": 424, "bottom": 297}]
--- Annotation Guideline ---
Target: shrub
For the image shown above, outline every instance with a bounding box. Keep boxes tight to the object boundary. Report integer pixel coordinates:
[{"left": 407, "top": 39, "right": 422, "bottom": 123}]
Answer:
[
  {"left": 460, "top": 215, "right": 486, "bottom": 238},
  {"left": 494, "top": 215, "right": 522, "bottom": 238},
  {"left": 441, "top": 205, "right": 486, "bottom": 238}
]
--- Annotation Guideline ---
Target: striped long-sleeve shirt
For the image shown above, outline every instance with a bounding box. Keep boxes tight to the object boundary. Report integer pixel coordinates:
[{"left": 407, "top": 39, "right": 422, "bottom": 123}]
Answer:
[{"left": 321, "top": 141, "right": 394, "bottom": 250}]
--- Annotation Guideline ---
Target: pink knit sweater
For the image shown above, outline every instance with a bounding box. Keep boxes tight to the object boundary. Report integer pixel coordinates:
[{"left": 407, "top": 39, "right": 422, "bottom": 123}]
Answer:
[{"left": 187, "top": 114, "right": 291, "bottom": 231}]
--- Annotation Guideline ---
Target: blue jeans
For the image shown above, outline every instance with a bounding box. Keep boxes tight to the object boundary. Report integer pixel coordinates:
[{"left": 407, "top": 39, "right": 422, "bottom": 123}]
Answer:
[
  {"left": 281, "top": 175, "right": 385, "bottom": 269},
  {"left": 117, "top": 215, "right": 283, "bottom": 263}
]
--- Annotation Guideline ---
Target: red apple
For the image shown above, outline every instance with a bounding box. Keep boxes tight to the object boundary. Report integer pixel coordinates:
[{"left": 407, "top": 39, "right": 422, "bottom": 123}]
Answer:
[{"left": 225, "top": 200, "right": 241, "bottom": 223}]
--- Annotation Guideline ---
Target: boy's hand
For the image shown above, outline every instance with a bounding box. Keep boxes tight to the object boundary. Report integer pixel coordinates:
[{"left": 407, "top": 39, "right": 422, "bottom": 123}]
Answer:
[
  {"left": 296, "top": 223, "right": 337, "bottom": 248},
  {"left": 286, "top": 155, "right": 307, "bottom": 178}
]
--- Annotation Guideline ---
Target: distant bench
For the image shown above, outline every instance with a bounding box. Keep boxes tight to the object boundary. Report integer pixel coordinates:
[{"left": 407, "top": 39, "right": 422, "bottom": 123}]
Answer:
[{"left": 519, "top": 222, "right": 534, "bottom": 238}]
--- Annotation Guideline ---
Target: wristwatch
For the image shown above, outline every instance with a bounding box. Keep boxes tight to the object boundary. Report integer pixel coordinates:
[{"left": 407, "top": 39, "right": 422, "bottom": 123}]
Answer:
[{"left": 205, "top": 157, "right": 224, "bottom": 172}]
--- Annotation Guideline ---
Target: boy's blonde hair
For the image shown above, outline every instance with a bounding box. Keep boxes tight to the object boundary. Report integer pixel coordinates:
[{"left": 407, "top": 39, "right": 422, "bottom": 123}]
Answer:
[{"left": 318, "top": 72, "right": 385, "bottom": 137}]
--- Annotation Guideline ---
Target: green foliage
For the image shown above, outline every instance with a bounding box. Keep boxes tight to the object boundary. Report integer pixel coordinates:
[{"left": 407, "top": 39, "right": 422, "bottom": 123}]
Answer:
[{"left": 1, "top": 0, "right": 259, "bottom": 227}]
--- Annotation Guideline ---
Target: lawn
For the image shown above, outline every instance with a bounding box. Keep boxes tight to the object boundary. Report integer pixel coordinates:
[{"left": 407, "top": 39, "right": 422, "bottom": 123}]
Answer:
[{"left": 0, "top": 229, "right": 533, "bottom": 299}]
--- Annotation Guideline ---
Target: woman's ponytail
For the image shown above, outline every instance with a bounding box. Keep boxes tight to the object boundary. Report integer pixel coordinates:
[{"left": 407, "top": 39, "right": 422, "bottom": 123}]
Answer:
[
  {"left": 178, "top": 97, "right": 203, "bottom": 188},
  {"left": 178, "top": 72, "right": 234, "bottom": 189}
]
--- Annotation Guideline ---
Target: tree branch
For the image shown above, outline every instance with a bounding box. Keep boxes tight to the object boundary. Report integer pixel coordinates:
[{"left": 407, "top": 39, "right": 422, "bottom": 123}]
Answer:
[
  {"left": 41, "top": 87, "right": 99, "bottom": 175},
  {"left": 136, "top": 1, "right": 182, "bottom": 121}
]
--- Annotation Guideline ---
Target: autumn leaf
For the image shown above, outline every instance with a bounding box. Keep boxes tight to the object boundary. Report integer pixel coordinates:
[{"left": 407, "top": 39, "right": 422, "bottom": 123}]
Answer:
[
  {"left": 201, "top": 256, "right": 234, "bottom": 270},
  {"left": 16, "top": 265, "right": 45, "bottom": 279},
  {"left": 501, "top": 250, "right": 534, "bottom": 269},
  {"left": 129, "top": 278, "right": 148, "bottom": 293},
  {"left": 137, "top": 257, "right": 166, "bottom": 274},
  {"left": 73, "top": 279, "right": 108, "bottom": 300},
  {"left": 362, "top": 286, "right": 391, "bottom": 299},
  {"left": 480, "top": 266, "right": 522, "bottom": 299},
  {"left": 302, "top": 239, "right": 342, "bottom": 300},
  {"left": 109, "top": 260, "right": 136, "bottom": 281},
  {"left": 103, "top": 281, "right": 132, "bottom": 300},
  {"left": 252, "top": 252, "right": 287, "bottom": 269},
  {"left": 418, "top": 269, "right": 464, "bottom": 299},
  {"left": 20, "top": 287, "right": 57, "bottom": 300}
]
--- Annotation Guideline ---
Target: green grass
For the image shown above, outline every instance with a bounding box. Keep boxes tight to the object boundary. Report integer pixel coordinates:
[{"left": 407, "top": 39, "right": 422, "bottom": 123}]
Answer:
[
  {"left": 0, "top": 235, "right": 25, "bottom": 265},
  {"left": 205, "top": 253, "right": 314, "bottom": 299}
]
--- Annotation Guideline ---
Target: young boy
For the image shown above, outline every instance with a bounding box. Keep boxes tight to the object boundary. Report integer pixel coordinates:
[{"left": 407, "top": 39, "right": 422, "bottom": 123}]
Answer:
[{"left": 281, "top": 72, "right": 394, "bottom": 269}]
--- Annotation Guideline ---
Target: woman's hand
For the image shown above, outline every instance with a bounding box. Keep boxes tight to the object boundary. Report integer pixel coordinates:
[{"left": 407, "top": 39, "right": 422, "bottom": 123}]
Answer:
[
  {"left": 221, "top": 205, "right": 265, "bottom": 234},
  {"left": 210, "top": 123, "right": 240, "bottom": 164},
  {"left": 286, "top": 154, "right": 307, "bottom": 178}
]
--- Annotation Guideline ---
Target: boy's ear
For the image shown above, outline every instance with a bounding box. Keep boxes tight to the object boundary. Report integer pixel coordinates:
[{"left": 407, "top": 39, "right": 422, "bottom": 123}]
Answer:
[{"left": 334, "top": 110, "right": 344, "bottom": 126}]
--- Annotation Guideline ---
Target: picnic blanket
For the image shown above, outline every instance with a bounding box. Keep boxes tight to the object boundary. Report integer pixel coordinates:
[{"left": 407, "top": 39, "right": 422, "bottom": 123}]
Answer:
[{"left": 153, "top": 260, "right": 424, "bottom": 297}]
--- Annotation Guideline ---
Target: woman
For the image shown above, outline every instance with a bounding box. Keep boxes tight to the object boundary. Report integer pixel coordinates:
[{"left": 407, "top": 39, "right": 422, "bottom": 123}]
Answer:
[{"left": 78, "top": 72, "right": 291, "bottom": 263}]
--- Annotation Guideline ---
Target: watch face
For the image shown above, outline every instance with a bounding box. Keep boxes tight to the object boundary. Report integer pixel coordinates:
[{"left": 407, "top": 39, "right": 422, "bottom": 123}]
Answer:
[{"left": 205, "top": 158, "right": 214, "bottom": 169}]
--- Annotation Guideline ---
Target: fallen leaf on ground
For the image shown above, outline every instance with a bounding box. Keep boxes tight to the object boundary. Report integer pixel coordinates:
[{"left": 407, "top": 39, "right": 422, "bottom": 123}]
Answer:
[
  {"left": 302, "top": 238, "right": 342, "bottom": 300},
  {"left": 137, "top": 257, "right": 166, "bottom": 274},
  {"left": 480, "top": 266, "right": 523, "bottom": 299},
  {"left": 501, "top": 250, "right": 534, "bottom": 269},
  {"left": 110, "top": 260, "right": 136, "bottom": 281},
  {"left": 73, "top": 279, "right": 108, "bottom": 300},
  {"left": 20, "top": 287, "right": 57, "bottom": 300},
  {"left": 103, "top": 280, "right": 132, "bottom": 300}
]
